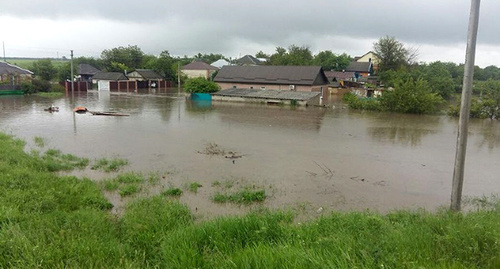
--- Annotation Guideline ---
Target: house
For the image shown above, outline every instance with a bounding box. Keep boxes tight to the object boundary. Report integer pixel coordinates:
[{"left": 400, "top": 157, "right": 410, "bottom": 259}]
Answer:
[
  {"left": 324, "top": 70, "right": 355, "bottom": 87},
  {"left": 345, "top": 61, "right": 373, "bottom": 79},
  {"left": 0, "top": 61, "right": 33, "bottom": 91},
  {"left": 213, "top": 65, "right": 330, "bottom": 102},
  {"left": 211, "top": 59, "right": 230, "bottom": 69},
  {"left": 234, "top": 55, "right": 262, "bottom": 66},
  {"left": 92, "top": 72, "right": 128, "bottom": 91},
  {"left": 78, "top": 63, "right": 100, "bottom": 83},
  {"left": 126, "top": 69, "right": 164, "bottom": 88},
  {"left": 355, "top": 51, "right": 380, "bottom": 74},
  {"left": 181, "top": 61, "right": 218, "bottom": 79}
]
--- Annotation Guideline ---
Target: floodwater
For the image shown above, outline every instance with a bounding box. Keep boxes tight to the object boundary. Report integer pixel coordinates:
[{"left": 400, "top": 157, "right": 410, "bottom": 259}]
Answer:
[{"left": 1, "top": 90, "right": 499, "bottom": 219}]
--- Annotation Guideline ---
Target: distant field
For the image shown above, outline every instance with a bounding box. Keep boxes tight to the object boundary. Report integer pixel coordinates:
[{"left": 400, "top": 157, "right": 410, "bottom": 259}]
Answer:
[{"left": 5, "top": 58, "right": 69, "bottom": 70}]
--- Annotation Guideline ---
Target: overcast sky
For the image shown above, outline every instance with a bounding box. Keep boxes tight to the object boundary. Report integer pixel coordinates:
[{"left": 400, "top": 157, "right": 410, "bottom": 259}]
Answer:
[{"left": 1, "top": 0, "right": 498, "bottom": 67}]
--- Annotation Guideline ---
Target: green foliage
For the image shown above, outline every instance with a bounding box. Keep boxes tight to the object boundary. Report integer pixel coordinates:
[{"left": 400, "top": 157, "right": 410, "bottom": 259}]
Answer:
[
  {"left": 4, "top": 132, "right": 500, "bottom": 268},
  {"left": 449, "top": 79, "right": 500, "bottom": 119},
  {"left": 101, "top": 45, "right": 144, "bottom": 72},
  {"left": 31, "top": 78, "right": 52, "bottom": 93},
  {"left": 31, "top": 59, "right": 57, "bottom": 81},
  {"left": 184, "top": 77, "right": 220, "bottom": 93},
  {"left": 380, "top": 78, "right": 444, "bottom": 114},
  {"left": 313, "top": 51, "right": 352, "bottom": 71},
  {"left": 39, "top": 149, "right": 89, "bottom": 172},
  {"left": 91, "top": 157, "right": 129, "bottom": 172},
  {"left": 33, "top": 136, "right": 45, "bottom": 147},
  {"left": 162, "top": 187, "right": 183, "bottom": 197},
  {"left": 187, "top": 182, "right": 203, "bottom": 193},
  {"left": 269, "top": 45, "right": 313, "bottom": 66},
  {"left": 212, "top": 188, "right": 267, "bottom": 204},
  {"left": 101, "top": 172, "right": 144, "bottom": 197},
  {"left": 343, "top": 78, "right": 444, "bottom": 114},
  {"left": 20, "top": 81, "right": 35, "bottom": 94},
  {"left": 342, "top": 92, "right": 382, "bottom": 111},
  {"left": 374, "top": 36, "right": 417, "bottom": 72}
]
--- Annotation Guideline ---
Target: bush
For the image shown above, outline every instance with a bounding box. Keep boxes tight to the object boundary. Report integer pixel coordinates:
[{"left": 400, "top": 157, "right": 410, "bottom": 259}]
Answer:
[
  {"left": 31, "top": 79, "right": 52, "bottom": 93},
  {"left": 379, "top": 78, "right": 444, "bottom": 114},
  {"left": 184, "top": 77, "right": 220, "bottom": 93},
  {"left": 21, "top": 82, "right": 36, "bottom": 94}
]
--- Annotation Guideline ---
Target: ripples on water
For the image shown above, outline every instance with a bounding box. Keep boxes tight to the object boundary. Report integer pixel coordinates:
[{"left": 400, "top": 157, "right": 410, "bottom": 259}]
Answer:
[{"left": 1, "top": 90, "right": 499, "bottom": 216}]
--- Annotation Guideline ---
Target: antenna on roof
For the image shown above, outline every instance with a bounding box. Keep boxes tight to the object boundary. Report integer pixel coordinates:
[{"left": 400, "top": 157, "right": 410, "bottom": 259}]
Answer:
[{"left": 2, "top": 41, "right": 6, "bottom": 62}]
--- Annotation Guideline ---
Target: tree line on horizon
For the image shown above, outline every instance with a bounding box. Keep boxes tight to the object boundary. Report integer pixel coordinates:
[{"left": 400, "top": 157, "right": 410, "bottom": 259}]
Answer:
[{"left": 22, "top": 37, "right": 500, "bottom": 118}]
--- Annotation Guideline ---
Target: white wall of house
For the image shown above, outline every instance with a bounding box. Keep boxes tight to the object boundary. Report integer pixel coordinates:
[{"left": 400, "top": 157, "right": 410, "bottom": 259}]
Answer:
[
  {"left": 182, "top": 69, "right": 216, "bottom": 79},
  {"left": 357, "top": 52, "right": 380, "bottom": 64}
]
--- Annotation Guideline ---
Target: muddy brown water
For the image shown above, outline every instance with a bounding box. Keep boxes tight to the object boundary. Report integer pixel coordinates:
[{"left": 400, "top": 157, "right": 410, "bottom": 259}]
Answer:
[{"left": 1, "top": 90, "right": 499, "bottom": 220}]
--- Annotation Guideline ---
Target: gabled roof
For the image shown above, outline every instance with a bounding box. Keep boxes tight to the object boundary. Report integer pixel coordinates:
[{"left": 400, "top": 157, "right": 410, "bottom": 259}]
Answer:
[
  {"left": 0, "top": 61, "right": 33, "bottom": 75},
  {"left": 214, "top": 65, "right": 329, "bottom": 86},
  {"left": 345, "top": 62, "right": 372, "bottom": 73},
  {"left": 92, "top": 72, "right": 128, "bottom": 80},
  {"left": 182, "top": 61, "right": 218, "bottom": 71},
  {"left": 78, "top": 63, "right": 100, "bottom": 76},
  {"left": 235, "top": 55, "right": 261, "bottom": 66},
  {"left": 131, "top": 69, "right": 163, "bottom": 80},
  {"left": 324, "top": 71, "right": 355, "bottom": 80},
  {"left": 211, "top": 59, "right": 230, "bottom": 69}
]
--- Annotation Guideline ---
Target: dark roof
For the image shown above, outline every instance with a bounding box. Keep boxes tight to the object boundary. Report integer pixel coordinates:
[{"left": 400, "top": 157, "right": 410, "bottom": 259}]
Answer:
[
  {"left": 182, "top": 61, "right": 218, "bottom": 70},
  {"left": 235, "top": 55, "right": 261, "bottom": 66},
  {"left": 0, "top": 61, "right": 33, "bottom": 75},
  {"left": 92, "top": 72, "right": 128, "bottom": 80},
  {"left": 214, "top": 66, "right": 329, "bottom": 86},
  {"left": 78, "top": 63, "right": 100, "bottom": 76},
  {"left": 324, "top": 71, "right": 355, "bottom": 80},
  {"left": 212, "top": 88, "right": 320, "bottom": 101},
  {"left": 345, "top": 62, "right": 372, "bottom": 73},
  {"left": 132, "top": 69, "right": 163, "bottom": 80}
]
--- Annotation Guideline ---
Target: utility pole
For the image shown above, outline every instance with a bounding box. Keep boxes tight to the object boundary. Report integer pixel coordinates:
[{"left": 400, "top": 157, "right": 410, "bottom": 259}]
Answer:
[
  {"left": 177, "top": 61, "right": 181, "bottom": 92},
  {"left": 2, "top": 41, "right": 6, "bottom": 62},
  {"left": 70, "top": 50, "right": 74, "bottom": 96},
  {"left": 451, "top": 0, "right": 481, "bottom": 212}
]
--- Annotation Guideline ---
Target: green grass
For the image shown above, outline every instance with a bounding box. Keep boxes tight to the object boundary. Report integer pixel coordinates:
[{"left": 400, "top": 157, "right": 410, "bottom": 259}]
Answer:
[
  {"left": 91, "top": 157, "right": 129, "bottom": 172},
  {"left": 2, "top": 132, "right": 500, "bottom": 268},
  {"left": 35, "top": 92, "right": 64, "bottom": 98},
  {"left": 162, "top": 187, "right": 183, "bottom": 197},
  {"left": 187, "top": 182, "right": 202, "bottom": 193},
  {"left": 38, "top": 148, "right": 89, "bottom": 171},
  {"left": 212, "top": 188, "right": 267, "bottom": 204},
  {"left": 101, "top": 172, "right": 144, "bottom": 197},
  {"left": 33, "top": 136, "right": 45, "bottom": 147}
]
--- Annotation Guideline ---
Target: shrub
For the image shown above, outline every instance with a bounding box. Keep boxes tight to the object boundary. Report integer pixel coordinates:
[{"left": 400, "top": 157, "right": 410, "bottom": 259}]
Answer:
[{"left": 184, "top": 77, "right": 220, "bottom": 93}]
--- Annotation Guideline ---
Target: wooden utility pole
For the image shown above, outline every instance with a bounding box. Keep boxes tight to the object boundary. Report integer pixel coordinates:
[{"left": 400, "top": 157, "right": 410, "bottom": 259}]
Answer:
[
  {"left": 70, "top": 50, "right": 74, "bottom": 95},
  {"left": 451, "top": 0, "right": 481, "bottom": 211}
]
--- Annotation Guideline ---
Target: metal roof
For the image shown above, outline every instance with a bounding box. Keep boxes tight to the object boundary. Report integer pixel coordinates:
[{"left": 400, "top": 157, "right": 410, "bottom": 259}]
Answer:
[
  {"left": 182, "top": 61, "right": 218, "bottom": 70},
  {"left": 345, "top": 61, "right": 372, "bottom": 73},
  {"left": 131, "top": 69, "right": 163, "bottom": 79},
  {"left": 214, "top": 65, "right": 328, "bottom": 86},
  {"left": 92, "top": 72, "right": 128, "bottom": 80},
  {"left": 78, "top": 63, "right": 100, "bottom": 75},
  {"left": 0, "top": 61, "right": 33, "bottom": 75},
  {"left": 212, "top": 88, "right": 320, "bottom": 101}
]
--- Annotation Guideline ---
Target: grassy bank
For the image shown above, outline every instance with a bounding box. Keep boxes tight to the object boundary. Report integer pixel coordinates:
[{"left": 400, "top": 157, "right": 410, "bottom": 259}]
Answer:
[{"left": 1, "top": 132, "right": 500, "bottom": 268}]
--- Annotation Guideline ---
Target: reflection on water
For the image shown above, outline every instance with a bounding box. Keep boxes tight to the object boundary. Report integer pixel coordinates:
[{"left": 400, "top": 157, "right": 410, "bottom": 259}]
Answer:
[
  {"left": 475, "top": 120, "right": 500, "bottom": 151},
  {"left": 366, "top": 113, "right": 441, "bottom": 147},
  {"left": 1, "top": 91, "right": 499, "bottom": 216}
]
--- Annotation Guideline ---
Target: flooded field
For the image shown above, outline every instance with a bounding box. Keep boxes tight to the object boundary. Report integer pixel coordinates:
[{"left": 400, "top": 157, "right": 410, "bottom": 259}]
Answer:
[{"left": 1, "top": 90, "right": 499, "bottom": 219}]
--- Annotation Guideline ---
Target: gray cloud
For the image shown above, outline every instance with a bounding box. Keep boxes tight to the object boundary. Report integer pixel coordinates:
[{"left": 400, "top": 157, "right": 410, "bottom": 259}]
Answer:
[{"left": 1, "top": 0, "right": 499, "bottom": 66}]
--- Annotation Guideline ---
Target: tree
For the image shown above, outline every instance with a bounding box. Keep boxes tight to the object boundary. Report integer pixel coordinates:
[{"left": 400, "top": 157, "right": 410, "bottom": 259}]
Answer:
[
  {"left": 255, "top": 51, "right": 269, "bottom": 59},
  {"left": 32, "top": 59, "right": 57, "bottom": 81},
  {"left": 184, "top": 77, "right": 220, "bottom": 93},
  {"left": 374, "top": 36, "right": 417, "bottom": 72},
  {"left": 313, "top": 51, "right": 353, "bottom": 71},
  {"left": 269, "top": 45, "right": 313, "bottom": 66},
  {"left": 101, "top": 45, "right": 144, "bottom": 72}
]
